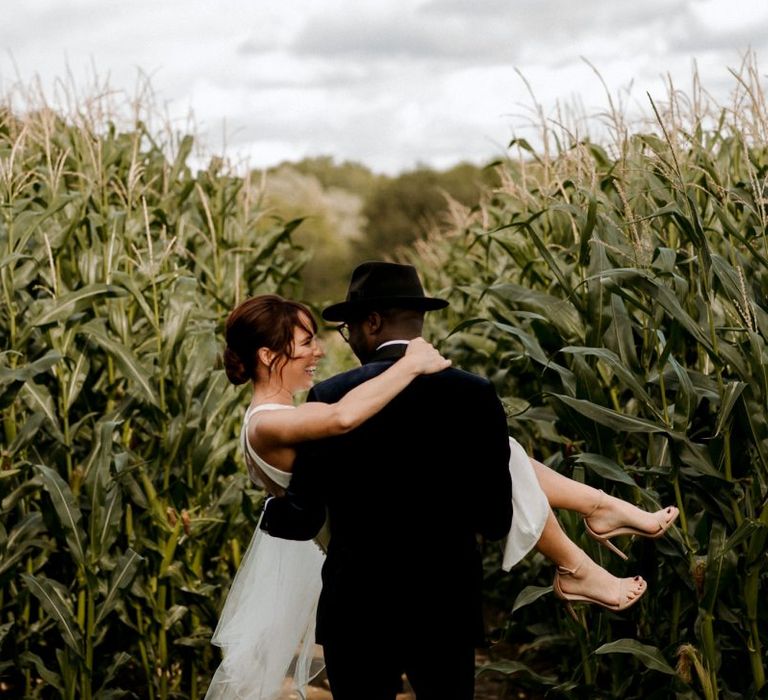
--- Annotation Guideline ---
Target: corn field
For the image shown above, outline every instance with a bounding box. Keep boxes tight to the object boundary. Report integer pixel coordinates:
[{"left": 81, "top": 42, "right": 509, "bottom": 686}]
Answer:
[
  {"left": 0, "top": 90, "right": 308, "bottom": 698},
  {"left": 2, "top": 60, "right": 768, "bottom": 699},
  {"left": 406, "top": 60, "right": 768, "bottom": 698}
]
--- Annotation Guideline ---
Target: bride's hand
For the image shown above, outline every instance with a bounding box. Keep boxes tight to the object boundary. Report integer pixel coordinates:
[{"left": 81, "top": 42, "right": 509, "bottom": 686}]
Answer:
[{"left": 403, "top": 337, "right": 451, "bottom": 375}]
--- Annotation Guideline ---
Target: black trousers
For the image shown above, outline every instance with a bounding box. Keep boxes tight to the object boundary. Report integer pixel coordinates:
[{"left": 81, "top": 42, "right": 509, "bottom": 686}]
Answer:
[{"left": 322, "top": 630, "right": 475, "bottom": 700}]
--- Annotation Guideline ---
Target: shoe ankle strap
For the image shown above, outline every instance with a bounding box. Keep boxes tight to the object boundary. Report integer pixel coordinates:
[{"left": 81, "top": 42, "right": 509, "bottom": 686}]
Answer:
[{"left": 584, "top": 489, "right": 606, "bottom": 519}]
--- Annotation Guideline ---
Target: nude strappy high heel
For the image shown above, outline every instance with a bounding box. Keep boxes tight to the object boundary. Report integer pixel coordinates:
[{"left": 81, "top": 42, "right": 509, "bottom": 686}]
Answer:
[
  {"left": 583, "top": 490, "right": 679, "bottom": 561},
  {"left": 552, "top": 558, "right": 647, "bottom": 622}
]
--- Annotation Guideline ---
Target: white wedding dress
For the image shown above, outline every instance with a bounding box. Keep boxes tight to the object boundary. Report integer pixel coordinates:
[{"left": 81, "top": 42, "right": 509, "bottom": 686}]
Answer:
[
  {"left": 206, "top": 404, "right": 325, "bottom": 700},
  {"left": 206, "top": 406, "right": 547, "bottom": 698},
  {"left": 502, "top": 437, "right": 550, "bottom": 571}
]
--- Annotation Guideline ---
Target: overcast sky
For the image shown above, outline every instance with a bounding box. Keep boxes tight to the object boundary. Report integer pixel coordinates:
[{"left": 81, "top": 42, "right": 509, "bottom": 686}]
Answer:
[{"left": 2, "top": 0, "right": 768, "bottom": 173}]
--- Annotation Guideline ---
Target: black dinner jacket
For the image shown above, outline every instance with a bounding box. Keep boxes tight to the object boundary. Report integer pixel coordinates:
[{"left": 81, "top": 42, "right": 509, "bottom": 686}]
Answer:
[{"left": 261, "top": 343, "right": 512, "bottom": 645}]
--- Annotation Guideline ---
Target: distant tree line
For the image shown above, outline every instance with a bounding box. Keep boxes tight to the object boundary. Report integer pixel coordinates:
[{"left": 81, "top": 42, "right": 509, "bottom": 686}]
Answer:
[{"left": 257, "top": 156, "right": 500, "bottom": 301}]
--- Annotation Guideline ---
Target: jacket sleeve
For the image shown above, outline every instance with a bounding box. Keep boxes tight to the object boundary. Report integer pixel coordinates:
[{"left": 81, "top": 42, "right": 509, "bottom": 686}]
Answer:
[
  {"left": 471, "top": 381, "right": 513, "bottom": 541},
  {"left": 259, "top": 387, "right": 328, "bottom": 540}
]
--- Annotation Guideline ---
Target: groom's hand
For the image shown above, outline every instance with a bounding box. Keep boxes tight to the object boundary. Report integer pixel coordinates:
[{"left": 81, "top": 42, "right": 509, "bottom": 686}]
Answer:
[{"left": 259, "top": 490, "right": 325, "bottom": 540}]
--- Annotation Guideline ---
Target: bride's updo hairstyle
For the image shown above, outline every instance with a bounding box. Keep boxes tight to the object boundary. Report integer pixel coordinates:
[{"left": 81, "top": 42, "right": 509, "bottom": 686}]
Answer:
[{"left": 224, "top": 294, "right": 318, "bottom": 386}]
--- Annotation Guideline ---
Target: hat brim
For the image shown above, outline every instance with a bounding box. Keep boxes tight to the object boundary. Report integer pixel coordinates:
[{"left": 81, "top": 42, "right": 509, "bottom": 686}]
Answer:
[{"left": 322, "top": 296, "right": 448, "bottom": 322}]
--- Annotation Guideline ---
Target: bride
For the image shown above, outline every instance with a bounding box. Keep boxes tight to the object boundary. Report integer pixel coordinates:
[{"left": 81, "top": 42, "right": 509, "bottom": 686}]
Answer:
[{"left": 205, "top": 293, "right": 677, "bottom": 699}]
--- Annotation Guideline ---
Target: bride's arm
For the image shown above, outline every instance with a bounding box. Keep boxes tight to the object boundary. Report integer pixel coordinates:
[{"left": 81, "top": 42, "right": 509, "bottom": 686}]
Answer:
[{"left": 253, "top": 337, "right": 450, "bottom": 447}]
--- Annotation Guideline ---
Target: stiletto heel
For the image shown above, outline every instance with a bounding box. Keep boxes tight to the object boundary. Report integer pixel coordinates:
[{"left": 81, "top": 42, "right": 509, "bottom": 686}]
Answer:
[
  {"left": 584, "top": 520, "right": 630, "bottom": 560},
  {"left": 552, "top": 558, "right": 646, "bottom": 617},
  {"left": 583, "top": 490, "right": 679, "bottom": 560}
]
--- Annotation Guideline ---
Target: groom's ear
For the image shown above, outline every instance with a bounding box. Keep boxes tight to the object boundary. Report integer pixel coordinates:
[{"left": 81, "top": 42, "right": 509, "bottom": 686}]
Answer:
[{"left": 366, "top": 311, "right": 384, "bottom": 335}]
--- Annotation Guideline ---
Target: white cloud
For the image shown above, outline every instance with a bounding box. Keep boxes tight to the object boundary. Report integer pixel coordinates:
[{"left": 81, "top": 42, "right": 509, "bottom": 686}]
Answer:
[{"left": 1, "top": 0, "right": 766, "bottom": 173}]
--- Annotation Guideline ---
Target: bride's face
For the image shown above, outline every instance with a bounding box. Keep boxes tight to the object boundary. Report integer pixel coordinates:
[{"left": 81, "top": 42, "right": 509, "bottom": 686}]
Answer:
[{"left": 280, "top": 316, "right": 324, "bottom": 393}]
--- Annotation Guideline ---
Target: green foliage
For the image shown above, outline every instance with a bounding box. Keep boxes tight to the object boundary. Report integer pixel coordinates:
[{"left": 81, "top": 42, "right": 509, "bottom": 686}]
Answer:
[
  {"left": 259, "top": 157, "right": 499, "bottom": 302},
  {"left": 359, "top": 162, "right": 498, "bottom": 257},
  {"left": 257, "top": 162, "right": 366, "bottom": 302},
  {"left": 408, "top": 66, "right": 768, "bottom": 698},
  {"left": 0, "top": 99, "right": 306, "bottom": 698},
  {"left": 282, "top": 156, "right": 380, "bottom": 200}
]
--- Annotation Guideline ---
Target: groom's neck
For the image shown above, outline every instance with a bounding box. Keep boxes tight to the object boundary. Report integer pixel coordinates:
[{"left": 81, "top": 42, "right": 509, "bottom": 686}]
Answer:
[
  {"left": 376, "top": 311, "right": 424, "bottom": 342},
  {"left": 375, "top": 326, "right": 420, "bottom": 344}
]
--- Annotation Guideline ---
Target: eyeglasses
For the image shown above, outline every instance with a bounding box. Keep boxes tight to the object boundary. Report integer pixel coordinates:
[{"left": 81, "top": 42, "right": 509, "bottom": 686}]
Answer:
[{"left": 335, "top": 322, "right": 350, "bottom": 343}]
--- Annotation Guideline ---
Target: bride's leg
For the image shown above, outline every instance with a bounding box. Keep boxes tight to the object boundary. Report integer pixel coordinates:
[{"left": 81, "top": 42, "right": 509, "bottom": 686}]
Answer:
[
  {"left": 530, "top": 458, "right": 678, "bottom": 536},
  {"left": 535, "top": 510, "right": 645, "bottom": 607},
  {"left": 530, "top": 458, "right": 599, "bottom": 512}
]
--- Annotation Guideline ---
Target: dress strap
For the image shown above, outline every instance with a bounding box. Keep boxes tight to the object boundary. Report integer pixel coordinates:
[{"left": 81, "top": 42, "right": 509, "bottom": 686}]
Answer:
[{"left": 241, "top": 404, "right": 294, "bottom": 487}]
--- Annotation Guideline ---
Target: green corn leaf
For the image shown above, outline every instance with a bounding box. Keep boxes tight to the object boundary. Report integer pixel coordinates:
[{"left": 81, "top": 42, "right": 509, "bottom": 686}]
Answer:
[
  {"left": 524, "top": 222, "right": 582, "bottom": 311},
  {"left": 109, "top": 271, "right": 159, "bottom": 329},
  {"left": 476, "top": 659, "right": 557, "bottom": 684},
  {"left": 489, "top": 283, "right": 584, "bottom": 341},
  {"left": 715, "top": 381, "right": 746, "bottom": 436},
  {"left": 82, "top": 420, "right": 119, "bottom": 485},
  {"left": 82, "top": 324, "right": 159, "bottom": 407},
  {"left": 33, "top": 464, "right": 86, "bottom": 567},
  {"left": 19, "top": 651, "right": 64, "bottom": 692},
  {"left": 492, "top": 322, "right": 550, "bottom": 365},
  {"left": 445, "top": 317, "right": 491, "bottom": 338},
  {"left": 652, "top": 247, "right": 678, "bottom": 274},
  {"left": 30, "top": 284, "right": 127, "bottom": 327},
  {"left": 0, "top": 252, "right": 34, "bottom": 270},
  {"left": 560, "top": 345, "right": 655, "bottom": 408},
  {"left": 20, "top": 382, "right": 64, "bottom": 442},
  {"left": 180, "top": 330, "right": 219, "bottom": 396},
  {"left": 0, "top": 512, "right": 46, "bottom": 577},
  {"left": 675, "top": 436, "right": 726, "bottom": 480},
  {"left": 169, "top": 134, "right": 194, "bottom": 181},
  {"left": 608, "top": 293, "right": 639, "bottom": 371},
  {"left": 702, "top": 521, "right": 727, "bottom": 612},
  {"left": 0, "top": 350, "right": 63, "bottom": 408},
  {"left": 163, "top": 604, "right": 189, "bottom": 630},
  {"left": 254, "top": 219, "right": 304, "bottom": 260},
  {"left": 491, "top": 321, "right": 576, "bottom": 394},
  {"left": 64, "top": 350, "right": 90, "bottom": 411},
  {"left": 589, "top": 268, "right": 716, "bottom": 352},
  {"left": 95, "top": 652, "right": 133, "bottom": 697},
  {"left": 721, "top": 518, "right": 766, "bottom": 553},
  {"left": 21, "top": 574, "right": 82, "bottom": 656},
  {"left": 161, "top": 276, "right": 198, "bottom": 364},
  {"left": 507, "top": 137, "right": 541, "bottom": 159},
  {"left": 512, "top": 585, "right": 553, "bottom": 613},
  {"left": 2, "top": 476, "right": 42, "bottom": 513},
  {"left": 595, "top": 639, "right": 676, "bottom": 675},
  {"left": 579, "top": 195, "right": 597, "bottom": 267},
  {"left": 173, "top": 626, "right": 214, "bottom": 648},
  {"left": 8, "top": 413, "right": 46, "bottom": 455},
  {"left": 95, "top": 548, "right": 143, "bottom": 625},
  {"left": 552, "top": 394, "right": 665, "bottom": 434},
  {"left": 667, "top": 352, "right": 696, "bottom": 428},
  {"left": 97, "top": 487, "right": 123, "bottom": 558},
  {"left": 12, "top": 194, "right": 75, "bottom": 254},
  {"left": 573, "top": 453, "right": 637, "bottom": 486},
  {"left": 741, "top": 392, "right": 768, "bottom": 474},
  {"left": 0, "top": 349, "right": 62, "bottom": 387},
  {"left": 0, "top": 621, "right": 13, "bottom": 646}
]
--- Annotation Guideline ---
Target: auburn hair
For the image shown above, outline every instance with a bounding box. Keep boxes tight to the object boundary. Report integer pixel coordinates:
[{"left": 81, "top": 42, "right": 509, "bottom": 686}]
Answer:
[{"left": 223, "top": 294, "right": 317, "bottom": 385}]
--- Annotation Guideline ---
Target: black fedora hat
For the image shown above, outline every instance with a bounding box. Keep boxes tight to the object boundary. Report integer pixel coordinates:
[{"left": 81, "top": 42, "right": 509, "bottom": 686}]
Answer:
[{"left": 322, "top": 261, "right": 448, "bottom": 322}]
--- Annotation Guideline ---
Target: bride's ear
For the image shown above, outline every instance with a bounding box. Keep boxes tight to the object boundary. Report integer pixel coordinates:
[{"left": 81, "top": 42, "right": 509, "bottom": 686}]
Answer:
[{"left": 257, "top": 346, "right": 276, "bottom": 369}]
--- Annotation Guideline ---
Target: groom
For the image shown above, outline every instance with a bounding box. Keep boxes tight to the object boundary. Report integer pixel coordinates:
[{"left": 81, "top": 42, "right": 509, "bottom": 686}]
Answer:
[{"left": 261, "top": 261, "right": 512, "bottom": 700}]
